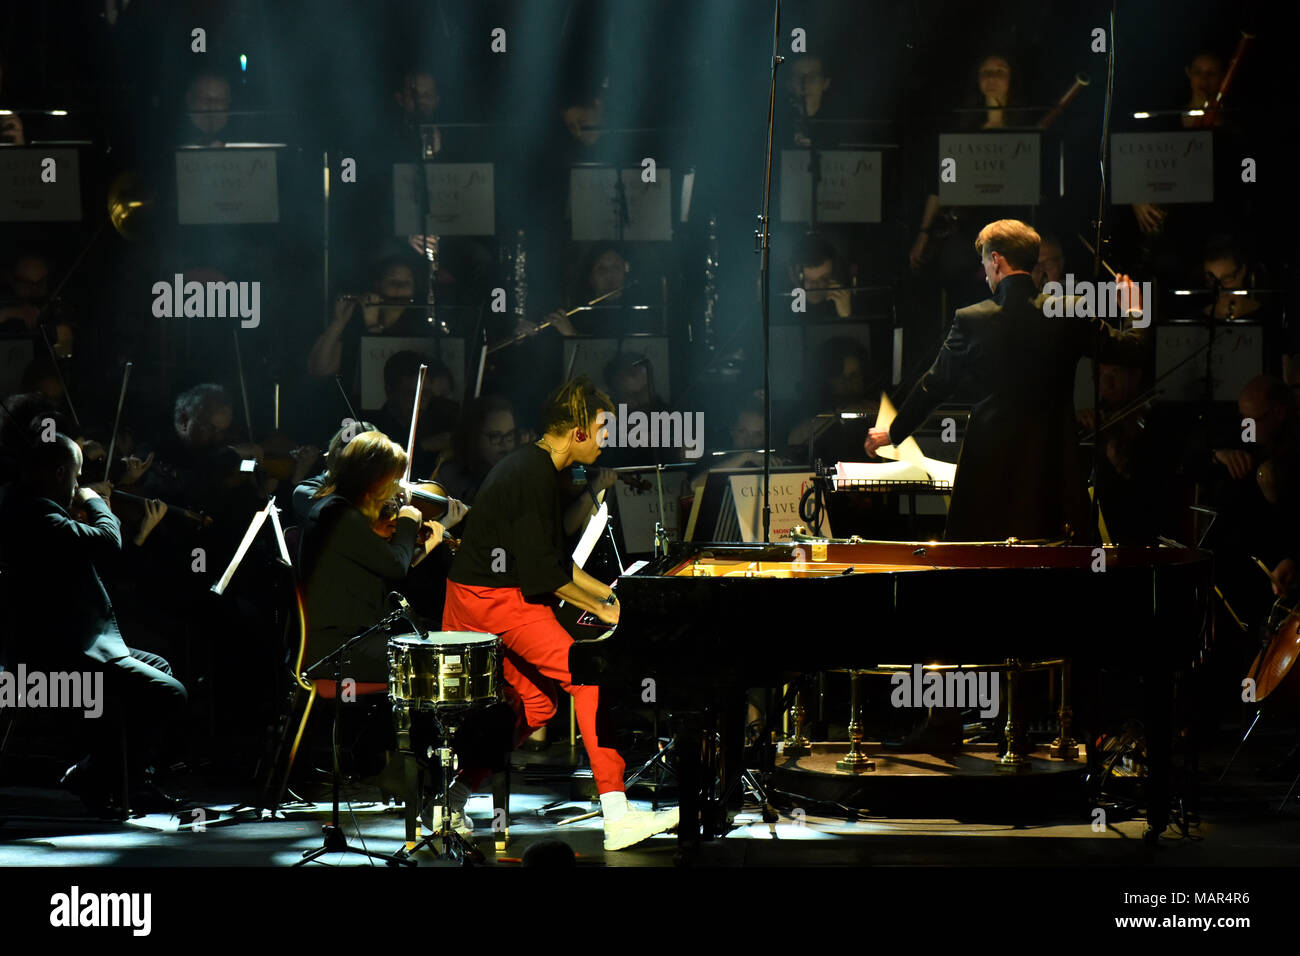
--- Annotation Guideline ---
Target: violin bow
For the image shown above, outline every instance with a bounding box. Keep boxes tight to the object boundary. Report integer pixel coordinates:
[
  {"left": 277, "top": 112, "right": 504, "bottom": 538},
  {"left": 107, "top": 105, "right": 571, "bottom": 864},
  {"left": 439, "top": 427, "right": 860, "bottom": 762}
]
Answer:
[
  {"left": 232, "top": 329, "right": 254, "bottom": 441},
  {"left": 103, "top": 360, "right": 132, "bottom": 482},
  {"left": 334, "top": 375, "right": 359, "bottom": 422},
  {"left": 403, "top": 363, "right": 428, "bottom": 493}
]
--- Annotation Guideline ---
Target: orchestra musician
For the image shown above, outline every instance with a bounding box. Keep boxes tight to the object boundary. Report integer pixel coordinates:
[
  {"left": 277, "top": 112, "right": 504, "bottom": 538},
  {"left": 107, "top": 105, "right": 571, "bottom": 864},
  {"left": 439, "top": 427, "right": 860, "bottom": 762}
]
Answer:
[
  {"left": 440, "top": 377, "right": 679, "bottom": 850},
  {"left": 866, "top": 219, "right": 1150, "bottom": 542},
  {"left": 0, "top": 433, "right": 188, "bottom": 814},
  {"left": 297, "top": 430, "right": 448, "bottom": 690}
]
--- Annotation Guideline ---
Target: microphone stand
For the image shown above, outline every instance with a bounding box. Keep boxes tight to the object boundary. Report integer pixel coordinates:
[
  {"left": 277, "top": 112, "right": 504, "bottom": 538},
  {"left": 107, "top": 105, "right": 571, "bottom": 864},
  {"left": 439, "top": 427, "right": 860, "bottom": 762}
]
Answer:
[
  {"left": 295, "top": 612, "right": 412, "bottom": 866},
  {"left": 1087, "top": 0, "right": 1118, "bottom": 547},
  {"left": 756, "top": 0, "right": 783, "bottom": 542}
]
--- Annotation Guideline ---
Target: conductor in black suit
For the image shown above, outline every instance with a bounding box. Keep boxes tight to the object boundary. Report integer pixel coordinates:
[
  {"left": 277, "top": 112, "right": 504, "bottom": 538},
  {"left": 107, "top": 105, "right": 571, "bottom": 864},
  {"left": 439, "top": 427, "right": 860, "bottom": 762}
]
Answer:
[
  {"left": 865, "top": 220, "right": 1149, "bottom": 542},
  {"left": 0, "top": 434, "right": 187, "bottom": 812}
]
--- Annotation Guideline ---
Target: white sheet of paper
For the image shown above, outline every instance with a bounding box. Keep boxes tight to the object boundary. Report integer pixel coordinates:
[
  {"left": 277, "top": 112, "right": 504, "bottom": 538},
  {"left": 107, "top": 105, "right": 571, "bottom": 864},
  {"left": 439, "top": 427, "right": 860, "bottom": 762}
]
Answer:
[
  {"left": 870, "top": 390, "right": 958, "bottom": 485},
  {"left": 872, "top": 391, "right": 924, "bottom": 465},
  {"left": 833, "top": 460, "right": 930, "bottom": 487},
  {"left": 572, "top": 501, "right": 609, "bottom": 569}
]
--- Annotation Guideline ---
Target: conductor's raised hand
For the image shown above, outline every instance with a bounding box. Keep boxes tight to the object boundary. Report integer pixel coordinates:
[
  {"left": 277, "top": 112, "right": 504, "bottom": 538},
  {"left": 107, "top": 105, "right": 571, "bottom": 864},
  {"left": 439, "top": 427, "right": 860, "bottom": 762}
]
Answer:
[{"left": 863, "top": 428, "right": 892, "bottom": 458}]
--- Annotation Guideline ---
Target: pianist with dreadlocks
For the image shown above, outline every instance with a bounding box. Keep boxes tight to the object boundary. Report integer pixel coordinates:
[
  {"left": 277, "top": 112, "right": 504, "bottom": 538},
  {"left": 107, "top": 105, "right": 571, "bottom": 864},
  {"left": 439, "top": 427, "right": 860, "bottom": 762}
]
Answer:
[{"left": 440, "top": 376, "right": 678, "bottom": 850}]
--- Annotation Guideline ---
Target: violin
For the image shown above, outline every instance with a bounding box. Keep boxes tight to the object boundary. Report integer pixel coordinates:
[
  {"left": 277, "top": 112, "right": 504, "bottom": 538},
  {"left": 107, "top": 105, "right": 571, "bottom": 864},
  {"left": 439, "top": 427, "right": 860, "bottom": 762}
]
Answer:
[
  {"left": 373, "top": 478, "right": 463, "bottom": 551},
  {"left": 68, "top": 484, "right": 212, "bottom": 532},
  {"left": 112, "top": 489, "right": 213, "bottom": 528}
]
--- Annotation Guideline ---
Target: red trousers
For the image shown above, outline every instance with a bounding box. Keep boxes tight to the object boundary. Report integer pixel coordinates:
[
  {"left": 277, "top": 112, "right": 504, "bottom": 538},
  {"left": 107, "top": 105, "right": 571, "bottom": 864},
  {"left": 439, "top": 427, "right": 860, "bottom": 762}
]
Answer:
[{"left": 442, "top": 580, "right": 626, "bottom": 794}]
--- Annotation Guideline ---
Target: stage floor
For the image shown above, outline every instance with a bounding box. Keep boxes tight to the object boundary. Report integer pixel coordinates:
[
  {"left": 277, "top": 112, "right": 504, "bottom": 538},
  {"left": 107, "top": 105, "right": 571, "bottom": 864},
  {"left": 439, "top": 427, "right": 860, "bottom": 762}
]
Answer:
[{"left": 2, "top": 731, "right": 1298, "bottom": 867}]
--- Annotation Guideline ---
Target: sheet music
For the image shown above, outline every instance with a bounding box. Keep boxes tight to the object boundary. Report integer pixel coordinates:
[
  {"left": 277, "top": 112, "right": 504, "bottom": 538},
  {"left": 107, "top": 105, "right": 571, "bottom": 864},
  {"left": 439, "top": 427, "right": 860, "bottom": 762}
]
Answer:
[
  {"left": 868, "top": 390, "right": 957, "bottom": 485},
  {"left": 872, "top": 391, "right": 925, "bottom": 464},
  {"left": 571, "top": 501, "right": 609, "bottom": 570}
]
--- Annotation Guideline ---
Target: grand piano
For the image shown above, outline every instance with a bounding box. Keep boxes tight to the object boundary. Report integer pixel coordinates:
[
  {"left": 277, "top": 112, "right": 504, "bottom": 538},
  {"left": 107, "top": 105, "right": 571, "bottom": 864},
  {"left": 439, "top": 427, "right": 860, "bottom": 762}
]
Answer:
[{"left": 569, "top": 540, "right": 1213, "bottom": 852}]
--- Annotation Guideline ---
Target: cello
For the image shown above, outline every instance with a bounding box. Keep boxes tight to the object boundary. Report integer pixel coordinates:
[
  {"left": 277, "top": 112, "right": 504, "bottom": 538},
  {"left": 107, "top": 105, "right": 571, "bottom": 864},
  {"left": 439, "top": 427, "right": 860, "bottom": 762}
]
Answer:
[{"left": 1246, "top": 594, "right": 1300, "bottom": 707}]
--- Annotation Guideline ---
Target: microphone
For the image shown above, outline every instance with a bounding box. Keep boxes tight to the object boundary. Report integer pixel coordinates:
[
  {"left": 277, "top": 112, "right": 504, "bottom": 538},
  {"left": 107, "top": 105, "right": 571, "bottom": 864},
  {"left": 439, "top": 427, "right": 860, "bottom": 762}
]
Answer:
[{"left": 387, "top": 591, "right": 422, "bottom": 635}]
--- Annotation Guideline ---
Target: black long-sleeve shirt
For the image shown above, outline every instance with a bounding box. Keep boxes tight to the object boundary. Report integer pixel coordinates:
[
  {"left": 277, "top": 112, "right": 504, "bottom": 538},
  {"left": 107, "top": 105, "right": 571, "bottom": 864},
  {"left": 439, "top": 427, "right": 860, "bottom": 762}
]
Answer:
[
  {"left": 297, "top": 493, "right": 418, "bottom": 681},
  {"left": 448, "top": 444, "right": 570, "bottom": 598}
]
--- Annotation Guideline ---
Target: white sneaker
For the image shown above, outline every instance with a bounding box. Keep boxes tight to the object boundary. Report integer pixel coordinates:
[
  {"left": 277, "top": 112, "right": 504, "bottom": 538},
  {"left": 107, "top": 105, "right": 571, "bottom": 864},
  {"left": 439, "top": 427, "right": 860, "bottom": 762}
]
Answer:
[
  {"left": 423, "top": 780, "right": 474, "bottom": 837},
  {"left": 424, "top": 803, "right": 475, "bottom": 838},
  {"left": 603, "top": 807, "right": 679, "bottom": 851}
]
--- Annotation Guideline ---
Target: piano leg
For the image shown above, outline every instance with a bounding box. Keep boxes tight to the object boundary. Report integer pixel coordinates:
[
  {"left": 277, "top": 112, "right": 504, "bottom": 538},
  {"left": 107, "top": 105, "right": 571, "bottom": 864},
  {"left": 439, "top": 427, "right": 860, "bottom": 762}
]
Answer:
[
  {"left": 701, "top": 715, "right": 718, "bottom": 841},
  {"left": 715, "top": 690, "right": 747, "bottom": 833},
  {"left": 673, "top": 711, "right": 704, "bottom": 861},
  {"left": 1142, "top": 667, "right": 1174, "bottom": 844}
]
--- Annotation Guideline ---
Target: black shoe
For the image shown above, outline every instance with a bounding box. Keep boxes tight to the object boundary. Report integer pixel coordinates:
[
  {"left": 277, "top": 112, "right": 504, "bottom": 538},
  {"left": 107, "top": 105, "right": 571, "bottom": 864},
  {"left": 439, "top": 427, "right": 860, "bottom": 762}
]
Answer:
[
  {"left": 60, "top": 759, "right": 119, "bottom": 817},
  {"left": 127, "top": 781, "right": 189, "bottom": 814}
]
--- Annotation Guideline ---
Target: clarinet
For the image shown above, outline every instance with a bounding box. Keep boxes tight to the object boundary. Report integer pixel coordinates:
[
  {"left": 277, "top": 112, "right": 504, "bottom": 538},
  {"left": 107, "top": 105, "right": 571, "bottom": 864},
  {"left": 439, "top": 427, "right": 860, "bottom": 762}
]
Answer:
[
  {"left": 424, "top": 234, "right": 447, "bottom": 334},
  {"left": 702, "top": 213, "right": 718, "bottom": 355},
  {"left": 513, "top": 228, "right": 527, "bottom": 329}
]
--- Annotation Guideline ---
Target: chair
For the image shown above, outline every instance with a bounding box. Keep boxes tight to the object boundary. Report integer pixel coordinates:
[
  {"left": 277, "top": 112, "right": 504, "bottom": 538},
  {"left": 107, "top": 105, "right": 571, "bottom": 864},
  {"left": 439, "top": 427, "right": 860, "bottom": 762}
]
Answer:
[{"left": 0, "top": 561, "right": 133, "bottom": 820}]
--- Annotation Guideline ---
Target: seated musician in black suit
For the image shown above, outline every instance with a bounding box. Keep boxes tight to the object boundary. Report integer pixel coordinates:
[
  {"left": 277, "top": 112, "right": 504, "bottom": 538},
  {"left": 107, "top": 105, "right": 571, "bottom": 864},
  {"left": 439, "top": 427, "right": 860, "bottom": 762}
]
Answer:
[
  {"left": 0, "top": 433, "right": 187, "bottom": 813},
  {"left": 867, "top": 219, "right": 1149, "bottom": 543}
]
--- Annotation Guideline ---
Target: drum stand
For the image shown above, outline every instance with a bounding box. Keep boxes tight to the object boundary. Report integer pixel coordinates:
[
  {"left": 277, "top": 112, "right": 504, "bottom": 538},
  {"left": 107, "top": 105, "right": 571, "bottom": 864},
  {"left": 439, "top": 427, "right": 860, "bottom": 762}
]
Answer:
[
  {"left": 390, "top": 706, "right": 484, "bottom": 865},
  {"left": 295, "top": 619, "right": 412, "bottom": 867}
]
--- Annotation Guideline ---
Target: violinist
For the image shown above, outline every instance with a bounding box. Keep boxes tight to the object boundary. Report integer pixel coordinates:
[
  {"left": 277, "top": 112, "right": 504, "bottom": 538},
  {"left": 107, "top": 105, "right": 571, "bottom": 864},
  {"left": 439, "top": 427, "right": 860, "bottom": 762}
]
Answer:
[
  {"left": 0, "top": 432, "right": 188, "bottom": 814},
  {"left": 292, "top": 419, "right": 379, "bottom": 525},
  {"left": 297, "top": 430, "right": 446, "bottom": 686}
]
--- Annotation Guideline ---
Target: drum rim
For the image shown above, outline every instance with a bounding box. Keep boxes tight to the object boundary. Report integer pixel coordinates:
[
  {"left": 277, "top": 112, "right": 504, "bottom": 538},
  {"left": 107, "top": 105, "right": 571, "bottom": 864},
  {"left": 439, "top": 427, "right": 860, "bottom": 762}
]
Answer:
[{"left": 390, "top": 631, "right": 499, "bottom": 646}]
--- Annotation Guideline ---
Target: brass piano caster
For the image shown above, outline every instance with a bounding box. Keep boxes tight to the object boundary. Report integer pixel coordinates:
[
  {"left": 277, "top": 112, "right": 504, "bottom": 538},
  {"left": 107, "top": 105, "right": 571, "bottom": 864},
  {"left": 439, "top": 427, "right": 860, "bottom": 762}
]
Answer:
[
  {"left": 836, "top": 670, "right": 875, "bottom": 773},
  {"left": 996, "top": 752, "right": 1032, "bottom": 773}
]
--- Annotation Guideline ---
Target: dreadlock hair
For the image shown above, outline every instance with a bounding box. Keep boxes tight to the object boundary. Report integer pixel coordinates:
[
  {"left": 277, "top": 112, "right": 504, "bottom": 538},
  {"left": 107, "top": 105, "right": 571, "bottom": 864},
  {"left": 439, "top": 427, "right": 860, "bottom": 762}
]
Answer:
[
  {"left": 313, "top": 430, "right": 407, "bottom": 506},
  {"left": 541, "top": 376, "right": 613, "bottom": 437}
]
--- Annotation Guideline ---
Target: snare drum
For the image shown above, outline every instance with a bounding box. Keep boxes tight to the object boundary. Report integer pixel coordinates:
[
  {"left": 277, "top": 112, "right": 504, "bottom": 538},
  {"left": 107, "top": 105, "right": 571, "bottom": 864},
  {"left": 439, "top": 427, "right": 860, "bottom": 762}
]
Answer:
[{"left": 388, "top": 631, "right": 500, "bottom": 709}]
